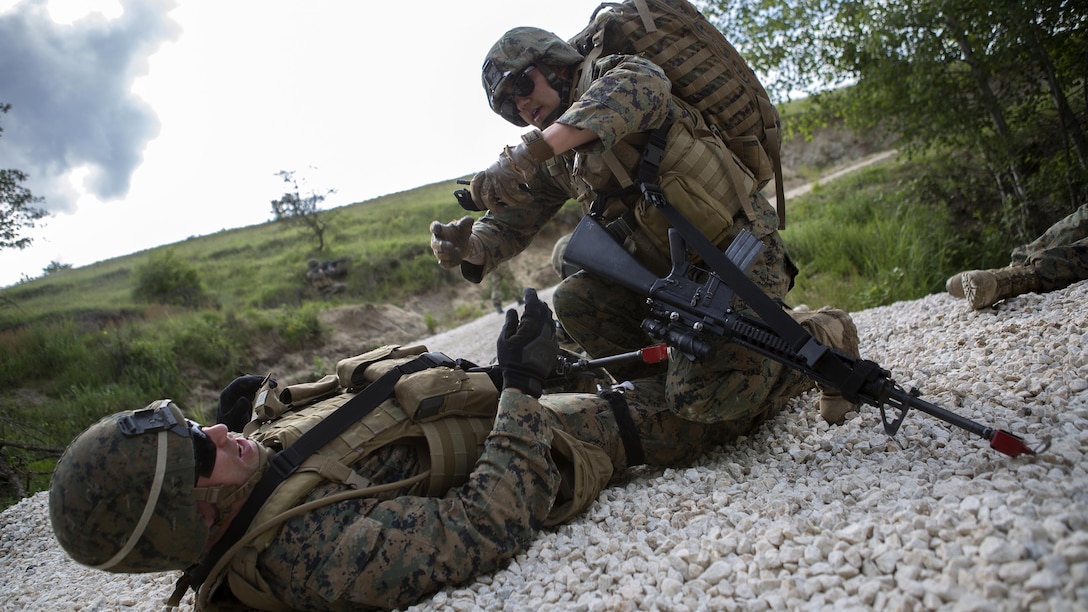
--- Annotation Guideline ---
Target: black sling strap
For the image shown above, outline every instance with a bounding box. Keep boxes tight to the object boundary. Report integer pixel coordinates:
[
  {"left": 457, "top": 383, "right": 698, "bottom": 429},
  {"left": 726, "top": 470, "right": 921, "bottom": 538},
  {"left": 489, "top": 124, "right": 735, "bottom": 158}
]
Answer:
[{"left": 186, "top": 351, "right": 455, "bottom": 592}]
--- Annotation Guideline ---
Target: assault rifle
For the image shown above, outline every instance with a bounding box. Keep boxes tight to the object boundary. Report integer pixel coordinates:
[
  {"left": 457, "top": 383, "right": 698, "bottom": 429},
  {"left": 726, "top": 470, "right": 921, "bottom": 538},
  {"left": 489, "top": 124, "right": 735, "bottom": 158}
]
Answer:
[{"left": 560, "top": 214, "right": 1047, "bottom": 458}]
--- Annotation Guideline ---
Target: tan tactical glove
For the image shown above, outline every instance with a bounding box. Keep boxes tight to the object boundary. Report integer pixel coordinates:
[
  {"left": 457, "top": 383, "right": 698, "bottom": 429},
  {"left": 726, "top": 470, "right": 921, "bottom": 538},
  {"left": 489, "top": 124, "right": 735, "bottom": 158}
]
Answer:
[
  {"left": 469, "top": 129, "right": 554, "bottom": 213},
  {"left": 430, "top": 216, "right": 477, "bottom": 269}
]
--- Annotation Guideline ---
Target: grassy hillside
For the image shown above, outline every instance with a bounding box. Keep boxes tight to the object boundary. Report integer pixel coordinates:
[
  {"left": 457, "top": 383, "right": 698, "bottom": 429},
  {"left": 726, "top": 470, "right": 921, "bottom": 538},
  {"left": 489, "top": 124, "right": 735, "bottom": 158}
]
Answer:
[{"left": 0, "top": 179, "right": 482, "bottom": 329}]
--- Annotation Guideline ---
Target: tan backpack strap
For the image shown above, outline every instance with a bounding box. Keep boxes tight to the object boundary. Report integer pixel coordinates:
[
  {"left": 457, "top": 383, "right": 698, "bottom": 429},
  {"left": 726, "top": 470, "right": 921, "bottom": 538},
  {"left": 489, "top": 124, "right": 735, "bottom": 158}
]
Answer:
[
  {"left": 723, "top": 144, "right": 758, "bottom": 221},
  {"left": 757, "top": 95, "right": 786, "bottom": 229},
  {"left": 601, "top": 148, "right": 636, "bottom": 189},
  {"left": 335, "top": 344, "right": 428, "bottom": 388},
  {"left": 297, "top": 455, "right": 374, "bottom": 490},
  {"left": 633, "top": 0, "right": 657, "bottom": 32}
]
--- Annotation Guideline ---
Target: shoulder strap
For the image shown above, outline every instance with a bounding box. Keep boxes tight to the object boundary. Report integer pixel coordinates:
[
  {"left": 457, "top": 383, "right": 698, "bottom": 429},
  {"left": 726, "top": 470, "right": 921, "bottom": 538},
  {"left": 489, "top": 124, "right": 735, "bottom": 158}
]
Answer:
[{"left": 185, "top": 351, "right": 456, "bottom": 595}]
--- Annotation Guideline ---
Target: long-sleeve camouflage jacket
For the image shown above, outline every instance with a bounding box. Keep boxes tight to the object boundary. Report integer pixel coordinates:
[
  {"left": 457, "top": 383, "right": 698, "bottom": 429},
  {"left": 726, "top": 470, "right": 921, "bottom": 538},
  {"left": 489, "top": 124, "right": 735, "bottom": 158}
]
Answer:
[
  {"left": 463, "top": 53, "right": 772, "bottom": 283},
  {"left": 238, "top": 391, "right": 560, "bottom": 611}
]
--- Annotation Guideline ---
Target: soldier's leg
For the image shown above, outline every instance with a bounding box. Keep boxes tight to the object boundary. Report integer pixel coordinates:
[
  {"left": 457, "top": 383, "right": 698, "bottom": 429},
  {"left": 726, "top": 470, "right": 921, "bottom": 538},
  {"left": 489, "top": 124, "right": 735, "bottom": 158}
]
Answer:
[
  {"left": 541, "top": 379, "right": 773, "bottom": 474},
  {"left": 1010, "top": 203, "right": 1088, "bottom": 291},
  {"left": 552, "top": 271, "right": 662, "bottom": 381},
  {"left": 487, "top": 270, "right": 504, "bottom": 313}
]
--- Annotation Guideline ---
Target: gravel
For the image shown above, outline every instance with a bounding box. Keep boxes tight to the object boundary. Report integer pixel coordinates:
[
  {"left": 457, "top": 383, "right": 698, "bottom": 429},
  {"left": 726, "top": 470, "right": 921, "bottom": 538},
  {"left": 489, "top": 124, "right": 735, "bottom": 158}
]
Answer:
[{"left": 3, "top": 281, "right": 1086, "bottom": 611}]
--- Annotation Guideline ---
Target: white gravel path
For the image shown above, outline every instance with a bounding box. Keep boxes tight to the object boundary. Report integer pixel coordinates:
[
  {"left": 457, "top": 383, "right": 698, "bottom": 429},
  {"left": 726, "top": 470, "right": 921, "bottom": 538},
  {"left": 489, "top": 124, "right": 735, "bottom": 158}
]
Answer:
[{"left": 3, "top": 281, "right": 1086, "bottom": 611}]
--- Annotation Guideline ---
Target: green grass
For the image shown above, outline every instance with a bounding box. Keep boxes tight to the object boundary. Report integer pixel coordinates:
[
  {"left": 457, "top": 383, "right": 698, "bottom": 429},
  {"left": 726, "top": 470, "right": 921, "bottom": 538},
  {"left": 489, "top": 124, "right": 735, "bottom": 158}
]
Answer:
[
  {"left": 780, "top": 150, "right": 1023, "bottom": 312},
  {"left": 0, "top": 179, "right": 479, "bottom": 328},
  {"left": 782, "top": 163, "right": 955, "bottom": 310}
]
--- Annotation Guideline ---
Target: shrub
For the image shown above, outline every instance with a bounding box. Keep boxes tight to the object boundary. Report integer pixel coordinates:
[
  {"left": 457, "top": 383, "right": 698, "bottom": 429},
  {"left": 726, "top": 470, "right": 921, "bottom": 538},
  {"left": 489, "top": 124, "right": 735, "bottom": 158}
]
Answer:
[{"left": 133, "top": 250, "right": 211, "bottom": 308}]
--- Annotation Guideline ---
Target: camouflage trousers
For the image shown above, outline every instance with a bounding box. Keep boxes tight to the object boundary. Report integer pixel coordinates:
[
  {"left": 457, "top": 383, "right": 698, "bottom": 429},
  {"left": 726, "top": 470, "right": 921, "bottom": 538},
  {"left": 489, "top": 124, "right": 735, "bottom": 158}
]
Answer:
[
  {"left": 1010, "top": 203, "right": 1088, "bottom": 291},
  {"left": 542, "top": 380, "right": 772, "bottom": 473},
  {"left": 487, "top": 261, "right": 519, "bottom": 305},
  {"left": 553, "top": 211, "right": 812, "bottom": 425}
]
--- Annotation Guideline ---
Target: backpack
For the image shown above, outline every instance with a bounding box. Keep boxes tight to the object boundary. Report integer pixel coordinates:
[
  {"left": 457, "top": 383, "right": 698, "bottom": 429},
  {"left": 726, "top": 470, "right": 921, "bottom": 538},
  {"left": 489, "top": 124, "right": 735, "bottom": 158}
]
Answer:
[{"left": 568, "top": 0, "right": 786, "bottom": 228}]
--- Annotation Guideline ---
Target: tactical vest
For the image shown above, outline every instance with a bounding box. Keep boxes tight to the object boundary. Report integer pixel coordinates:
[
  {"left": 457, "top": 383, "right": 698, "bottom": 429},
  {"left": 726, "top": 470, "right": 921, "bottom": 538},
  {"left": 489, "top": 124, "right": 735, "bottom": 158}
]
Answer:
[
  {"left": 194, "top": 344, "right": 494, "bottom": 610},
  {"left": 565, "top": 90, "right": 758, "bottom": 275},
  {"left": 568, "top": 0, "right": 786, "bottom": 229},
  {"left": 197, "top": 344, "right": 615, "bottom": 611}
]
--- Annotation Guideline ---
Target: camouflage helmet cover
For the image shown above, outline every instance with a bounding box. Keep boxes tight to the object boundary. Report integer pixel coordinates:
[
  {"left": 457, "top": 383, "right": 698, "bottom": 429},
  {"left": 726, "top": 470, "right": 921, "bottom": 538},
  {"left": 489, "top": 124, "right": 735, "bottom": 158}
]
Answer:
[
  {"left": 482, "top": 26, "right": 584, "bottom": 126},
  {"left": 49, "top": 400, "right": 210, "bottom": 573}
]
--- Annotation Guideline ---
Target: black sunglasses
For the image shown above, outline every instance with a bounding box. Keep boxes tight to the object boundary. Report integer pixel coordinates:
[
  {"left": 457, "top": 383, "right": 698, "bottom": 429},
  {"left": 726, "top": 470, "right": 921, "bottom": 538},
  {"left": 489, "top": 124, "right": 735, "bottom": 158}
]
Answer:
[
  {"left": 496, "top": 67, "right": 537, "bottom": 122},
  {"left": 508, "top": 66, "right": 537, "bottom": 98},
  {"left": 188, "top": 420, "right": 217, "bottom": 480}
]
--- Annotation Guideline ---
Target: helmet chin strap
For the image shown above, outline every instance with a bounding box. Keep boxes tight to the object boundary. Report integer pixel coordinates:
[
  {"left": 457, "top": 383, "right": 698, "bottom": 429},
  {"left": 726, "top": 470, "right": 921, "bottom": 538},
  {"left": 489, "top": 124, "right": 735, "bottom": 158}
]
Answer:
[{"left": 192, "top": 444, "right": 272, "bottom": 537}]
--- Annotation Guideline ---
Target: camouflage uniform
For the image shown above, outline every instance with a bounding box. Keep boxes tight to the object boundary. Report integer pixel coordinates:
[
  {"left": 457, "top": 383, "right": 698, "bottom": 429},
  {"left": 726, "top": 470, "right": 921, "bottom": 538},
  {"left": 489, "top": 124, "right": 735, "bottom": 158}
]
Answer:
[
  {"left": 213, "top": 381, "right": 742, "bottom": 610},
  {"left": 1009, "top": 202, "right": 1088, "bottom": 291},
  {"left": 486, "top": 260, "right": 520, "bottom": 311},
  {"left": 463, "top": 54, "right": 807, "bottom": 424}
]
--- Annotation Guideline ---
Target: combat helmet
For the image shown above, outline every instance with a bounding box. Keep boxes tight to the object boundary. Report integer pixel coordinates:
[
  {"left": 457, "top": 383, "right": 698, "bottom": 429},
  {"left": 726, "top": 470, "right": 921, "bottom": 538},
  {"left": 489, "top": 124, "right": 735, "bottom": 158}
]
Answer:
[
  {"left": 482, "top": 26, "right": 584, "bottom": 127},
  {"left": 49, "top": 400, "right": 211, "bottom": 573}
]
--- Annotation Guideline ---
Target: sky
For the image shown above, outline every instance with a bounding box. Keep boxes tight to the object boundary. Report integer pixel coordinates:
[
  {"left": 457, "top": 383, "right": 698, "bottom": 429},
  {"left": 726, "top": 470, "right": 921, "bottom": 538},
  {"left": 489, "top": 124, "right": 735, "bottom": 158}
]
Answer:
[{"left": 0, "top": 0, "right": 600, "bottom": 287}]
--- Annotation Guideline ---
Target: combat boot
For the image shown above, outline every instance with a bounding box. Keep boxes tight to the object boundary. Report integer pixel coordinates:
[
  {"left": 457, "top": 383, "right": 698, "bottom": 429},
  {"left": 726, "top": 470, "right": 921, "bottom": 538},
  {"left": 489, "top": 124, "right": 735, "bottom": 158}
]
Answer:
[
  {"left": 790, "top": 306, "right": 861, "bottom": 424},
  {"left": 945, "top": 273, "right": 965, "bottom": 298},
  {"left": 961, "top": 266, "right": 1042, "bottom": 310}
]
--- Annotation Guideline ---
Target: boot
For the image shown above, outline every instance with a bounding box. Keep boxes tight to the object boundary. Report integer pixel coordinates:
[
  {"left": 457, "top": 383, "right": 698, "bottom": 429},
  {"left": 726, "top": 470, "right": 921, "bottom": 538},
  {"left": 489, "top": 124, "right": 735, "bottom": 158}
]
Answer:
[
  {"left": 791, "top": 306, "right": 861, "bottom": 424},
  {"left": 493, "top": 300, "right": 504, "bottom": 314},
  {"left": 946, "top": 273, "right": 965, "bottom": 298},
  {"left": 961, "top": 266, "right": 1042, "bottom": 310}
]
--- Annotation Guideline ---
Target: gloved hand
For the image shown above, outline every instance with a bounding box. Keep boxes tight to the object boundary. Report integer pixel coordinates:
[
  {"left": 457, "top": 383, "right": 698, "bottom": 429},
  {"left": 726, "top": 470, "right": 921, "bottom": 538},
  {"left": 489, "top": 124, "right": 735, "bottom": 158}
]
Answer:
[
  {"left": 496, "top": 288, "right": 558, "bottom": 398},
  {"left": 216, "top": 374, "right": 266, "bottom": 432},
  {"left": 469, "top": 129, "right": 553, "bottom": 212},
  {"left": 430, "top": 216, "right": 476, "bottom": 269}
]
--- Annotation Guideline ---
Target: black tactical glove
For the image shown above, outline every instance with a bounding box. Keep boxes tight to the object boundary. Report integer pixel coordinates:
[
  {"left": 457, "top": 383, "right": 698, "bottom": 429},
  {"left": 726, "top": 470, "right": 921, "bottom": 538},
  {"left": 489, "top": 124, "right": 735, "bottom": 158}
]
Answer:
[
  {"left": 496, "top": 288, "right": 558, "bottom": 398},
  {"left": 429, "top": 216, "right": 476, "bottom": 269},
  {"left": 216, "top": 374, "right": 266, "bottom": 432},
  {"left": 469, "top": 129, "right": 553, "bottom": 213}
]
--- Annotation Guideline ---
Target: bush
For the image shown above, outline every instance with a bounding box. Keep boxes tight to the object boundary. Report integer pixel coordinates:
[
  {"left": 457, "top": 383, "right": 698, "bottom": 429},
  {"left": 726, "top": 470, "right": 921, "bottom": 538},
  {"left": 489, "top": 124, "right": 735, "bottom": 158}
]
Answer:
[{"left": 133, "top": 250, "right": 212, "bottom": 308}]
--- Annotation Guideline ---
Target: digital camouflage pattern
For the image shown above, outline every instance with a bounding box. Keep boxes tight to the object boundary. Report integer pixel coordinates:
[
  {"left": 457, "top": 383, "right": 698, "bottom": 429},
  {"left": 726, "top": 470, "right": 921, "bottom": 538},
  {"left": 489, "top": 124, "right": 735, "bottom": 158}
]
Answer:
[
  {"left": 560, "top": 55, "right": 672, "bottom": 150},
  {"left": 1010, "top": 202, "right": 1088, "bottom": 291},
  {"left": 464, "top": 49, "right": 809, "bottom": 424},
  {"left": 467, "top": 55, "right": 748, "bottom": 278},
  {"left": 227, "top": 379, "right": 744, "bottom": 610},
  {"left": 542, "top": 379, "right": 786, "bottom": 470},
  {"left": 231, "top": 391, "right": 559, "bottom": 610},
  {"left": 49, "top": 401, "right": 209, "bottom": 573}
]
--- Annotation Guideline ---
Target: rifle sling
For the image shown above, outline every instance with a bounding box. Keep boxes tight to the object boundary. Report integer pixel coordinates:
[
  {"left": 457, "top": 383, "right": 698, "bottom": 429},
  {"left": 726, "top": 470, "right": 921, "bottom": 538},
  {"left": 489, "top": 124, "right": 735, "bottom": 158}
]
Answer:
[{"left": 187, "top": 352, "right": 453, "bottom": 592}]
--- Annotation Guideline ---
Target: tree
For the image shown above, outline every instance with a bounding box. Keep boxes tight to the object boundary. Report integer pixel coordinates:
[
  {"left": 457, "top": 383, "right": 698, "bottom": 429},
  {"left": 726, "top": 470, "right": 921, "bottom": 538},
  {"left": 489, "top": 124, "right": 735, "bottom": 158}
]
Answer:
[
  {"left": 0, "top": 103, "right": 49, "bottom": 251},
  {"left": 270, "top": 170, "right": 337, "bottom": 252},
  {"left": 704, "top": 0, "right": 1087, "bottom": 239},
  {"left": 42, "top": 260, "right": 71, "bottom": 275}
]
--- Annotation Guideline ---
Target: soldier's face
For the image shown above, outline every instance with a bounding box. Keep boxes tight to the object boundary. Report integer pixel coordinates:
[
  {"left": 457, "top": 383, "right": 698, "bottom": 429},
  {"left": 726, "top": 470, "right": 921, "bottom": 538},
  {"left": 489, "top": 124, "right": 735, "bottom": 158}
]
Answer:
[
  {"left": 195, "top": 424, "right": 261, "bottom": 487},
  {"left": 509, "top": 66, "right": 561, "bottom": 128}
]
